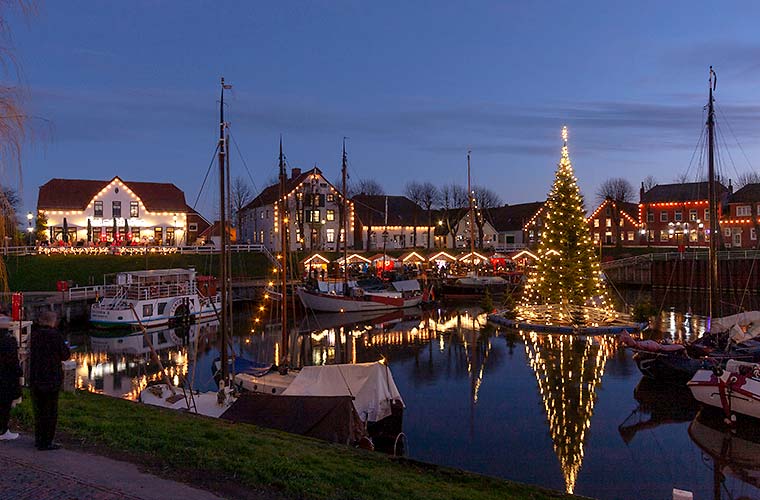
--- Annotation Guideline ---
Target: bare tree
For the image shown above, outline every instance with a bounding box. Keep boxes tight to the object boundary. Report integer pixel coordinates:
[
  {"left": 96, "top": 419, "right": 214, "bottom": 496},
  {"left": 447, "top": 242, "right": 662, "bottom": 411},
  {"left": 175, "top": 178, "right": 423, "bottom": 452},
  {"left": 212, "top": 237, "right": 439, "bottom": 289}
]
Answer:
[
  {"left": 596, "top": 177, "right": 635, "bottom": 204},
  {"left": 231, "top": 177, "right": 252, "bottom": 230},
  {"left": 418, "top": 182, "right": 439, "bottom": 249},
  {"left": 642, "top": 175, "right": 657, "bottom": 193},
  {"left": 735, "top": 172, "right": 760, "bottom": 189},
  {"left": 473, "top": 186, "right": 501, "bottom": 248},
  {"left": 404, "top": 181, "right": 425, "bottom": 247},
  {"left": 349, "top": 178, "right": 384, "bottom": 197},
  {"left": 439, "top": 183, "right": 468, "bottom": 248}
]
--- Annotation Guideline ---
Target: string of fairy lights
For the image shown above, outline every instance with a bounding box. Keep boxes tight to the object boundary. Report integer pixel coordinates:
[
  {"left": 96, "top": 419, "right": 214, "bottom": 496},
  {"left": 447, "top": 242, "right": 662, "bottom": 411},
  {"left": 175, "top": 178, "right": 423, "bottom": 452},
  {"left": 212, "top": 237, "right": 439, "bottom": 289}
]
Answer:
[{"left": 518, "top": 127, "right": 617, "bottom": 326}]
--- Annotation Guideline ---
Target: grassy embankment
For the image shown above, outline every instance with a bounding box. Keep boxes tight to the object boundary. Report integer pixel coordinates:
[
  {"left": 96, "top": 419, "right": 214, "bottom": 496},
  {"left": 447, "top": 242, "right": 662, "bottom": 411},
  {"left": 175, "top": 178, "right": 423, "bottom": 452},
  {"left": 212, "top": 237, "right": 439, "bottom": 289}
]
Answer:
[
  {"left": 4, "top": 253, "right": 273, "bottom": 291},
  {"left": 11, "top": 391, "right": 575, "bottom": 500}
]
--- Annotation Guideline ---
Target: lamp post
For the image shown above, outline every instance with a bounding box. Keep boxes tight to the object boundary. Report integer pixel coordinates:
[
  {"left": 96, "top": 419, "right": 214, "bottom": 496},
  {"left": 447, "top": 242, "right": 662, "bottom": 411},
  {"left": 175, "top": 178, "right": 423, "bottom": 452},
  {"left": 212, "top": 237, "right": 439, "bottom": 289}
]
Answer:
[{"left": 26, "top": 212, "right": 33, "bottom": 246}]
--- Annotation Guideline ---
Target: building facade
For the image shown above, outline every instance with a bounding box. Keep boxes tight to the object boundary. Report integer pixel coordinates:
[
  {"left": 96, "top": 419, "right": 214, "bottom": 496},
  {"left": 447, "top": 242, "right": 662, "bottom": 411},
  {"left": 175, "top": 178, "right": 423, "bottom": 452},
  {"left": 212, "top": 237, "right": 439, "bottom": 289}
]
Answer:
[
  {"left": 721, "top": 183, "right": 760, "bottom": 249},
  {"left": 587, "top": 199, "right": 640, "bottom": 246},
  {"left": 352, "top": 194, "right": 434, "bottom": 250},
  {"left": 238, "top": 167, "right": 354, "bottom": 252},
  {"left": 638, "top": 181, "right": 728, "bottom": 247},
  {"left": 488, "top": 202, "right": 543, "bottom": 250},
  {"left": 37, "top": 177, "right": 196, "bottom": 245}
]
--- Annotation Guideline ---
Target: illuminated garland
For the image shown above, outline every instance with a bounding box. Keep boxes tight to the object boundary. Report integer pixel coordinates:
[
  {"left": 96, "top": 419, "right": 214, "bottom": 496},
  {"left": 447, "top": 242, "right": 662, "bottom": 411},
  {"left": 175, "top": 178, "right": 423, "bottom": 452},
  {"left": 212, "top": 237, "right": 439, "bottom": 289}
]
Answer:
[{"left": 519, "top": 127, "right": 616, "bottom": 326}]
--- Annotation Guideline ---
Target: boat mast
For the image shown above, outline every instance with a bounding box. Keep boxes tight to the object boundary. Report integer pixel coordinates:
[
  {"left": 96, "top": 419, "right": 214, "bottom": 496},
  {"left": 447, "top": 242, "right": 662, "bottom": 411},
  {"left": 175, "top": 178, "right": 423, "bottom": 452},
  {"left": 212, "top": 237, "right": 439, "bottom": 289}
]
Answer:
[
  {"left": 467, "top": 151, "right": 476, "bottom": 266},
  {"left": 382, "top": 196, "right": 388, "bottom": 275},
  {"left": 218, "top": 77, "right": 231, "bottom": 383},
  {"left": 278, "top": 137, "right": 289, "bottom": 370},
  {"left": 342, "top": 139, "right": 349, "bottom": 292},
  {"left": 707, "top": 66, "right": 720, "bottom": 318}
]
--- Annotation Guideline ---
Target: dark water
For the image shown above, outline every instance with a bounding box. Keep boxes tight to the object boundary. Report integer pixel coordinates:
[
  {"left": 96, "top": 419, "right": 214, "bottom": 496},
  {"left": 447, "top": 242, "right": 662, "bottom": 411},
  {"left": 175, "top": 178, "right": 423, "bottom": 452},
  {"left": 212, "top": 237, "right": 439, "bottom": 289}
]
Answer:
[{"left": 68, "top": 305, "right": 760, "bottom": 500}]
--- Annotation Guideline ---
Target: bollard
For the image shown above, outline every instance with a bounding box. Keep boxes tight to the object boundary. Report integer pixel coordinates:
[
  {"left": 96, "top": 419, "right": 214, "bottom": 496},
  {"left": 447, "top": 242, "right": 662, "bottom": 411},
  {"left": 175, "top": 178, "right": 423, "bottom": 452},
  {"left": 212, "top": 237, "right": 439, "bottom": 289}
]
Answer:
[{"left": 62, "top": 360, "right": 77, "bottom": 392}]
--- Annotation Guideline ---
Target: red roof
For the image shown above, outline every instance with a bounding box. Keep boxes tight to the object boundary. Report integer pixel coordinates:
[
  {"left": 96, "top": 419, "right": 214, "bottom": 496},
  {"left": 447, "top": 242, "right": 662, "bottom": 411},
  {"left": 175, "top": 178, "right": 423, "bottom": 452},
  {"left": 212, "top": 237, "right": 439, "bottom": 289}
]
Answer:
[{"left": 37, "top": 177, "right": 188, "bottom": 212}]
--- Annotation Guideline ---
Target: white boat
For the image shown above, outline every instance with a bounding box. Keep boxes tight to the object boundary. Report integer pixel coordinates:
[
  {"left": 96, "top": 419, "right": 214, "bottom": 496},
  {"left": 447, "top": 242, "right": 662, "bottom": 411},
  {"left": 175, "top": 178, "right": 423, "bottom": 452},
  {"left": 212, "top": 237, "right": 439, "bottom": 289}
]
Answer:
[
  {"left": 140, "top": 383, "right": 236, "bottom": 418},
  {"left": 688, "top": 359, "right": 760, "bottom": 420},
  {"left": 297, "top": 279, "right": 423, "bottom": 313},
  {"left": 90, "top": 268, "right": 221, "bottom": 328}
]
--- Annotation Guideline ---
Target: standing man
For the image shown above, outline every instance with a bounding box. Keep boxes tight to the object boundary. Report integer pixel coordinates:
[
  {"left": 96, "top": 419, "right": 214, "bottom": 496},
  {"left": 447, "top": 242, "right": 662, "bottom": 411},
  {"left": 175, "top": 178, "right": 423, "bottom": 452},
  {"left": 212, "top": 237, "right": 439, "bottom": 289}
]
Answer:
[
  {"left": 29, "top": 311, "right": 70, "bottom": 451},
  {"left": 0, "top": 327, "right": 22, "bottom": 440}
]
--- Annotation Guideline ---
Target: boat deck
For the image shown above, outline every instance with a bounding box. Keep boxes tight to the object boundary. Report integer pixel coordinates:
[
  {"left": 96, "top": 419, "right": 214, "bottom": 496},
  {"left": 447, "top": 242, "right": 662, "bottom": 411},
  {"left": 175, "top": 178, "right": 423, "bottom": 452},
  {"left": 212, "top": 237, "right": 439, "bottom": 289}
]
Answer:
[{"left": 235, "top": 371, "right": 298, "bottom": 395}]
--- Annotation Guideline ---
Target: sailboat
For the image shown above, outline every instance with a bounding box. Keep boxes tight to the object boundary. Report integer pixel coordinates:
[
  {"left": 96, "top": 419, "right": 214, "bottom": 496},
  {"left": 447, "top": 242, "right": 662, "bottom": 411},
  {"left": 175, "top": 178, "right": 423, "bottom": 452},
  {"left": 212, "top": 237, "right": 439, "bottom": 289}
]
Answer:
[
  {"left": 442, "top": 151, "right": 508, "bottom": 299},
  {"left": 626, "top": 68, "right": 760, "bottom": 386},
  {"left": 296, "top": 142, "right": 423, "bottom": 312},
  {"left": 139, "top": 77, "right": 237, "bottom": 416}
]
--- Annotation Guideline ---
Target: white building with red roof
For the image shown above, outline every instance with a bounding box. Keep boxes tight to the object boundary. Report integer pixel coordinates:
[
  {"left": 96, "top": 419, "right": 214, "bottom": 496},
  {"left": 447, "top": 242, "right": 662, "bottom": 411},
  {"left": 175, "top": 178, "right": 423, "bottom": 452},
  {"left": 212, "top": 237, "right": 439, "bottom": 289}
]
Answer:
[{"left": 37, "top": 176, "right": 206, "bottom": 245}]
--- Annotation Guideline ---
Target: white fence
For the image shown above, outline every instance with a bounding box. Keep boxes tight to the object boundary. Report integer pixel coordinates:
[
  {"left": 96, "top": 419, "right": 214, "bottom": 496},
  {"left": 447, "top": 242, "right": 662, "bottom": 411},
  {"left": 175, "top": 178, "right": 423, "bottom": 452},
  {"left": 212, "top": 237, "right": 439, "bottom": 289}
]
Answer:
[{"left": 0, "top": 244, "right": 267, "bottom": 256}]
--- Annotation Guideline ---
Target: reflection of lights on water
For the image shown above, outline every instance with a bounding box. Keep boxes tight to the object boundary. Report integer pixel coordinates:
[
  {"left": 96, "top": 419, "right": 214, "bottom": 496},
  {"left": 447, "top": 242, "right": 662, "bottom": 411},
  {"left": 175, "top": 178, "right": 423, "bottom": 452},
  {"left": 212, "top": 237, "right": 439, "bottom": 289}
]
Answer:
[
  {"left": 439, "top": 334, "right": 445, "bottom": 351},
  {"left": 522, "top": 331, "right": 614, "bottom": 495}
]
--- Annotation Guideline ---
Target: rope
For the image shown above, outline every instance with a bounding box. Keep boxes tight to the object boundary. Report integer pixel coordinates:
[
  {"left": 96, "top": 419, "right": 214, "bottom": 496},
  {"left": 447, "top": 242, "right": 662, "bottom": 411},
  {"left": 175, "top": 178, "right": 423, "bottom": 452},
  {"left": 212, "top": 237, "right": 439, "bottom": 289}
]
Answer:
[{"left": 192, "top": 143, "right": 220, "bottom": 210}]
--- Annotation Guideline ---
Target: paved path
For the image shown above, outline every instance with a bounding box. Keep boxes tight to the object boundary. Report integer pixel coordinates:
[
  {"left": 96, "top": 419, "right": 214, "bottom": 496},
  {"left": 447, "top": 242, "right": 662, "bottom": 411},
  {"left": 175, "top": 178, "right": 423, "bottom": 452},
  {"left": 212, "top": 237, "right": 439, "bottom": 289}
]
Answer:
[{"left": 0, "top": 434, "right": 223, "bottom": 500}]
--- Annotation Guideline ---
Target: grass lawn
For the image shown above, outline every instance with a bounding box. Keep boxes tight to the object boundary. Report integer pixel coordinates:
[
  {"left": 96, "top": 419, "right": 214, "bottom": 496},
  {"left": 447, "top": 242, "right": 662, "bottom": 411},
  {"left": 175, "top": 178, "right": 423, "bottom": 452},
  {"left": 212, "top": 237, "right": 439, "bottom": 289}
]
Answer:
[
  {"left": 4, "top": 253, "right": 273, "bottom": 291},
  {"left": 12, "top": 391, "right": 577, "bottom": 500}
]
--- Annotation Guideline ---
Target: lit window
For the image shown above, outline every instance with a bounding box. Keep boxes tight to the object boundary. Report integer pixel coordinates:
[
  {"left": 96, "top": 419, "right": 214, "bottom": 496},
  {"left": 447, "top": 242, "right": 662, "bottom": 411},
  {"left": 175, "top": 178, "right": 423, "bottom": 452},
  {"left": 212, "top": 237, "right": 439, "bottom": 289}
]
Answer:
[
  {"left": 627, "top": 232, "right": 634, "bottom": 241},
  {"left": 660, "top": 230, "right": 669, "bottom": 241},
  {"left": 737, "top": 205, "right": 752, "bottom": 217},
  {"left": 326, "top": 209, "right": 335, "bottom": 221},
  {"left": 326, "top": 229, "right": 335, "bottom": 243},
  {"left": 594, "top": 219, "right": 599, "bottom": 227},
  {"left": 130, "top": 201, "right": 139, "bottom": 218},
  {"left": 689, "top": 209, "right": 697, "bottom": 221},
  {"left": 606, "top": 218, "right": 612, "bottom": 227}
]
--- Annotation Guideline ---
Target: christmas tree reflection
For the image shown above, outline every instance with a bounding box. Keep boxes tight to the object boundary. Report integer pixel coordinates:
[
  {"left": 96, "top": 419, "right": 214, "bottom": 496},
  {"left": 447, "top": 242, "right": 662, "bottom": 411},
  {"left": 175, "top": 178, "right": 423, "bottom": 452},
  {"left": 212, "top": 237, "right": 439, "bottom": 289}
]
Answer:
[{"left": 523, "top": 331, "right": 615, "bottom": 494}]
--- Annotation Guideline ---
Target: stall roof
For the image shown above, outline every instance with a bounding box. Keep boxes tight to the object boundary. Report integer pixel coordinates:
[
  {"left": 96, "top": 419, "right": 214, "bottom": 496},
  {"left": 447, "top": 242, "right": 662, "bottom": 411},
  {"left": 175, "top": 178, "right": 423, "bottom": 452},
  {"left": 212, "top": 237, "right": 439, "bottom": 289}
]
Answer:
[
  {"left": 367, "top": 253, "right": 400, "bottom": 263},
  {"left": 428, "top": 251, "right": 457, "bottom": 262},
  {"left": 302, "top": 253, "right": 330, "bottom": 264},
  {"left": 457, "top": 251, "right": 489, "bottom": 263},
  {"left": 509, "top": 249, "right": 539, "bottom": 261},
  {"left": 400, "top": 251, "right": 426, "bottom": 263},
  {"left": 335, "top": 253, "right": 371, "bottom": 264}
]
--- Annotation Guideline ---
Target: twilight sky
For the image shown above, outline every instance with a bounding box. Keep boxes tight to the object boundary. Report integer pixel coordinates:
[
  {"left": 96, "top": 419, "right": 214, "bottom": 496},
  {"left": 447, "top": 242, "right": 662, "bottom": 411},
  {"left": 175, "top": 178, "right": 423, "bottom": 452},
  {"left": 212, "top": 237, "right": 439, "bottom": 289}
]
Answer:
[{"left": 9, "top": 1, "right": 760, "bottom": 218}]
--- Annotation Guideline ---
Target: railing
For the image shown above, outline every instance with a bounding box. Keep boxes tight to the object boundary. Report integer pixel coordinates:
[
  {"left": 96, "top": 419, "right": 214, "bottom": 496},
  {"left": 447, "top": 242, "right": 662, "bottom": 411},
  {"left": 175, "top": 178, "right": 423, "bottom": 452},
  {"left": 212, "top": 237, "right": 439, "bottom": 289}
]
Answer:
[
  {"left": 492, "top": 243, "right": 527, "bottom": 252},
  {"left": 602, "top": 249, "right": 760, "bottom": 271},
  {"left": 0, "top": 244, "right": 267, "bottom": 256},
  {"left": 67, "top": 285, "right": 104, "bottom": 301}
]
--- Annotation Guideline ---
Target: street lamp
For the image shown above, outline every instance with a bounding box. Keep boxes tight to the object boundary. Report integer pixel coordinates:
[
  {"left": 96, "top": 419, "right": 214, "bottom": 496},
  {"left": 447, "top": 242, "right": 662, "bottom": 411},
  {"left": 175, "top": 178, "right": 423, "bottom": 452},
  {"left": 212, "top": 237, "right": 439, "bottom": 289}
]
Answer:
[{"left": 26, "top": 212, "right": 33, "bottom": 246}]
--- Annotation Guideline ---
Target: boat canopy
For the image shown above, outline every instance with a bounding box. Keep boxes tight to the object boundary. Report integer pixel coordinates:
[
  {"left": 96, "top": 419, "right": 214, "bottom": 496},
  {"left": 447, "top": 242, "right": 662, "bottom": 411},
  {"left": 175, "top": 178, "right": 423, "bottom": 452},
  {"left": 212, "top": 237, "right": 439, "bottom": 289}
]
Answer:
[
  {"left": 391, "top": 279, "right": 421, "bottom": 292},
  {"left": 709, "top": 311, "right": 760, "bottom": 335},
  {"left": 282, "top": 361, "right": 404, "bottom": 422}
]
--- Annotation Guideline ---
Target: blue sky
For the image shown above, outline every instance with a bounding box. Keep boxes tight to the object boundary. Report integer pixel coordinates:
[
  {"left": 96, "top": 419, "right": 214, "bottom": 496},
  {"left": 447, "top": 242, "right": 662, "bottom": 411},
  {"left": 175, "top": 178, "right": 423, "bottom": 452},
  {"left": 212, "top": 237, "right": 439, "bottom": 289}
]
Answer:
[{"left": 9, "top": 1, "right": 760, "bottom": 217}]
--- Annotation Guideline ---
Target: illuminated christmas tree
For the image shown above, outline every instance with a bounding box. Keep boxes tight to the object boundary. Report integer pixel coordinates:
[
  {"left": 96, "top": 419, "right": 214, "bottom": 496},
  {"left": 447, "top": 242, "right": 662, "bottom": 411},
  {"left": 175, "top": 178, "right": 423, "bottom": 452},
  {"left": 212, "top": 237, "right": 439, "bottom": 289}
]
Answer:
[{"left": 520, "top": 127, "right": 614, "bottom": 325}]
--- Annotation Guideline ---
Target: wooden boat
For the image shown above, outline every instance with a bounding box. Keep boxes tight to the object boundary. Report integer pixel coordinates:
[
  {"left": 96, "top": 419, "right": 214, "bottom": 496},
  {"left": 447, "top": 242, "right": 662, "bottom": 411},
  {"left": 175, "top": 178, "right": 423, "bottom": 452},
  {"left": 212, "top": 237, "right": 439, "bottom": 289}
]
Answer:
[{"left": 296, "top": 279, "right": 423, "bottom": 312}]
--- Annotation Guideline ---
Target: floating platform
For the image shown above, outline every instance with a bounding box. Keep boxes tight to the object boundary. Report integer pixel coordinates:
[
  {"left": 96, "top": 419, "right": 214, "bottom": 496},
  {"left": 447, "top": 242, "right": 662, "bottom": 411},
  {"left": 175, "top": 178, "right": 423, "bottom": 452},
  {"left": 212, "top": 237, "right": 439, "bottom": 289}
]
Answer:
[{"left": 486, "top": 313, "right": 647, "bottom": 334}]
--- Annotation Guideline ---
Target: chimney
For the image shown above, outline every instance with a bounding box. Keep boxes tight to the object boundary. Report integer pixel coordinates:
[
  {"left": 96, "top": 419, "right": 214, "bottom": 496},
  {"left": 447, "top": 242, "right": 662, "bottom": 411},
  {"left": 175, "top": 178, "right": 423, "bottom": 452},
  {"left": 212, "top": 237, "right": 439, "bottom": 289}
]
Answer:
[
  {"left": 291, "top": 167, "right": 301, "bottom": 179},
  {"left": 639, "top": 181, "right": 645, "bottom": 203},
  {"left": 729, "top": 178, "right": 733, "bottom": 194}
]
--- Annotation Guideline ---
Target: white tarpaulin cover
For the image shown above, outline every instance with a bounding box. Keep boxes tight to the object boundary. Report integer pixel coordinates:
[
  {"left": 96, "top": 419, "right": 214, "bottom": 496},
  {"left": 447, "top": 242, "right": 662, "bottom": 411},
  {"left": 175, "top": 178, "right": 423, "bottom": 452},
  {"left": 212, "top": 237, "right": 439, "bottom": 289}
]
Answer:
[
  {"left": 282, "top": 362, "right": 404, "bottom": 422},
  {"left": 710, "top": 311, "right": 760, "bottom": 335},
  {"left": 391, "top": 280, "right": 421, "bottom": 292}
]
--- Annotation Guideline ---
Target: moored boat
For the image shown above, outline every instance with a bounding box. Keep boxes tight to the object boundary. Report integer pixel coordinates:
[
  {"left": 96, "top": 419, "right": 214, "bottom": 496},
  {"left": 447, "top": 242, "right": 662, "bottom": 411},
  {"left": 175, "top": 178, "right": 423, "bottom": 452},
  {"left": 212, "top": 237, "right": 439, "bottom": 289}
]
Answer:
[
  {"left": 90, "top": 268, "right": 221, "bottom": 328},
  {"left": 688, "top": 359, "right": 760, "bottom": 421},
  {"left": 297, "top": 279, "right": 423, "bottom": 313}
]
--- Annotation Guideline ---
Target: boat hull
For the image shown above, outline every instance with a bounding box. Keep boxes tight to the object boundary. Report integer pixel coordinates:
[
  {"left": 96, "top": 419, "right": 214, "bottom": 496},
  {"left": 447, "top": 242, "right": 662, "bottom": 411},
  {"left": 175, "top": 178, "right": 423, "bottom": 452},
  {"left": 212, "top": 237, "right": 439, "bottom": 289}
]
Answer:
[
  {"left": 297, "top": 287, "right": 422, "bottom": 313},
  {"left": 688, "top": 368, "right": 760, "bottom": 420}
]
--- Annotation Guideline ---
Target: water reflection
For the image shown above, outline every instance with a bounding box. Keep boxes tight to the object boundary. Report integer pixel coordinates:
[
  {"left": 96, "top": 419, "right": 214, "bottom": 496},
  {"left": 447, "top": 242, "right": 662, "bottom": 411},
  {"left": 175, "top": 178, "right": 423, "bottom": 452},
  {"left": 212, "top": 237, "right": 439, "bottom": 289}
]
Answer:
[{"left": 523, "top": 332, "right": 615, "bottom": 494}]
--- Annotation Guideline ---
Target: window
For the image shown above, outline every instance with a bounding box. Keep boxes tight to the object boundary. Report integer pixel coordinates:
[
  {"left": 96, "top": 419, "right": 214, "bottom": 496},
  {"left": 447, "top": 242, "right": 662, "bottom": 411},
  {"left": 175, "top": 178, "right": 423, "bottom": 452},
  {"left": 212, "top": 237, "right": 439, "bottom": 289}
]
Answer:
[
  {"left": 188, "top": 223, "right": 198, "bottom": 232},
  {"left": 326, "top": 209, "right": 335, "bottom": 221},
  {"left": 309, "top": 210, "right": 321, "bottom": 223},
  {"left": 620, "top": 219, "right": 625, "bottom": 227},
  {"left": 327, "top": 194, "right": 335, "bottom": 203},
  {"left": 704, "top": 209, "right": 710, "bottom": 221},
  {"left": 660, "top": 230, "right": 669, "bottom": 242},
  {"left": 752, "top": 228, "right": 757, "bottom": 241},
  {"left": 112, "top": 201, "right": 121, "bottom": 218},
  {"left": 259, "top": 230, "right": 264, "bottom": 243},
  {"left": 689, "top": 209, "right": 698, "bottom": 221},
  {"left": 143, "top": 304, "right": 153, "bottom": 317},
  {"left": 647, "top": 212, "right": 654, "bottom": 223},
  {"left": 93, "top": 227, "right": 102, "bottom": 241},
  {"left": 326, "top": 228, "right": 335, "bottom": 243},
  {"left": 606, "top": 218, "right": 612, "bottom": 227},
  {"left": 132, "top": 228, "right": 140, "bottom": 239},
  {"left": 757, "top": 204, "right": 760, "bottom": 216},
  {"left": 158, "top": 303, "right": 168, "bottom": 315},
  {"left": 648, "top": 230, "right": 655, "bottom": 242},
  {"left": 260, "top": 211, "right": 264, "bottom": 220},
  {"left": 737, "top": 205, "right": 752, "bottom": 217},
  {"left": 660, "top": 212, "right": 668, "bottom": 222},
  {"left": 734, "top": 229, "right": 742, "bottom": 247},
  {"left": 594, "top": 219, "right": 599, "bottom": 227},
  {"left": 94, "top": 201, "right": 103, "bottom": 217},
  {"left": 166, "top": 227, "right": 175, "bottom": 245},
  {"left": 689, "top": 231, "right": 698, "bottom": 243},
  {"left": 627, "top": 231, "right": 635, "bottom": 241},
  {"left": 130, "top": 201, "right": 139, "bottom": 218},
  {"left": 265, "top": 210, "right": 270, "bottom": 219},
  {"left": 724, "top": 227, "right": 731, "bottom": 237},
  {"left": 674, "top": 211, "right": 682, "bottom": 221},
  {"left": 154, "top": 227, "right": 163, "bottom": 244},
  {"left": 605, "top": 206, "right": 611, "bottom": 216}
]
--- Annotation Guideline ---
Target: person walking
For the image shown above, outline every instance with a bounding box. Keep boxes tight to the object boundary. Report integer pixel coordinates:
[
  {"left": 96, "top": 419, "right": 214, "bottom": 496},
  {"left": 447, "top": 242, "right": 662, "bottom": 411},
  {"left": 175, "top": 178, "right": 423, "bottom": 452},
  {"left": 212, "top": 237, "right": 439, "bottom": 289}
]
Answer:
[
  {"left": 0, "top": 327, "right": 22, "bottom": 441},
  {"left": 29, "top": 311, "right": 70, "bottom": 451}
]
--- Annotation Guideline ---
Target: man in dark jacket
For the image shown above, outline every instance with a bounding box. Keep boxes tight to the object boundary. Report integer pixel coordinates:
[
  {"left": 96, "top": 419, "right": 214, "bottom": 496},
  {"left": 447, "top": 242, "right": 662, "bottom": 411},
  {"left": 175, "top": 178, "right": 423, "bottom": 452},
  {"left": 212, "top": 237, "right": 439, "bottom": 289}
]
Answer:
[
  {"left": 29, "top": 311, "right": 70, "bottom": 451},
  {"left": 0, "top": 328, "right": 22, "bottom": 440}
]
